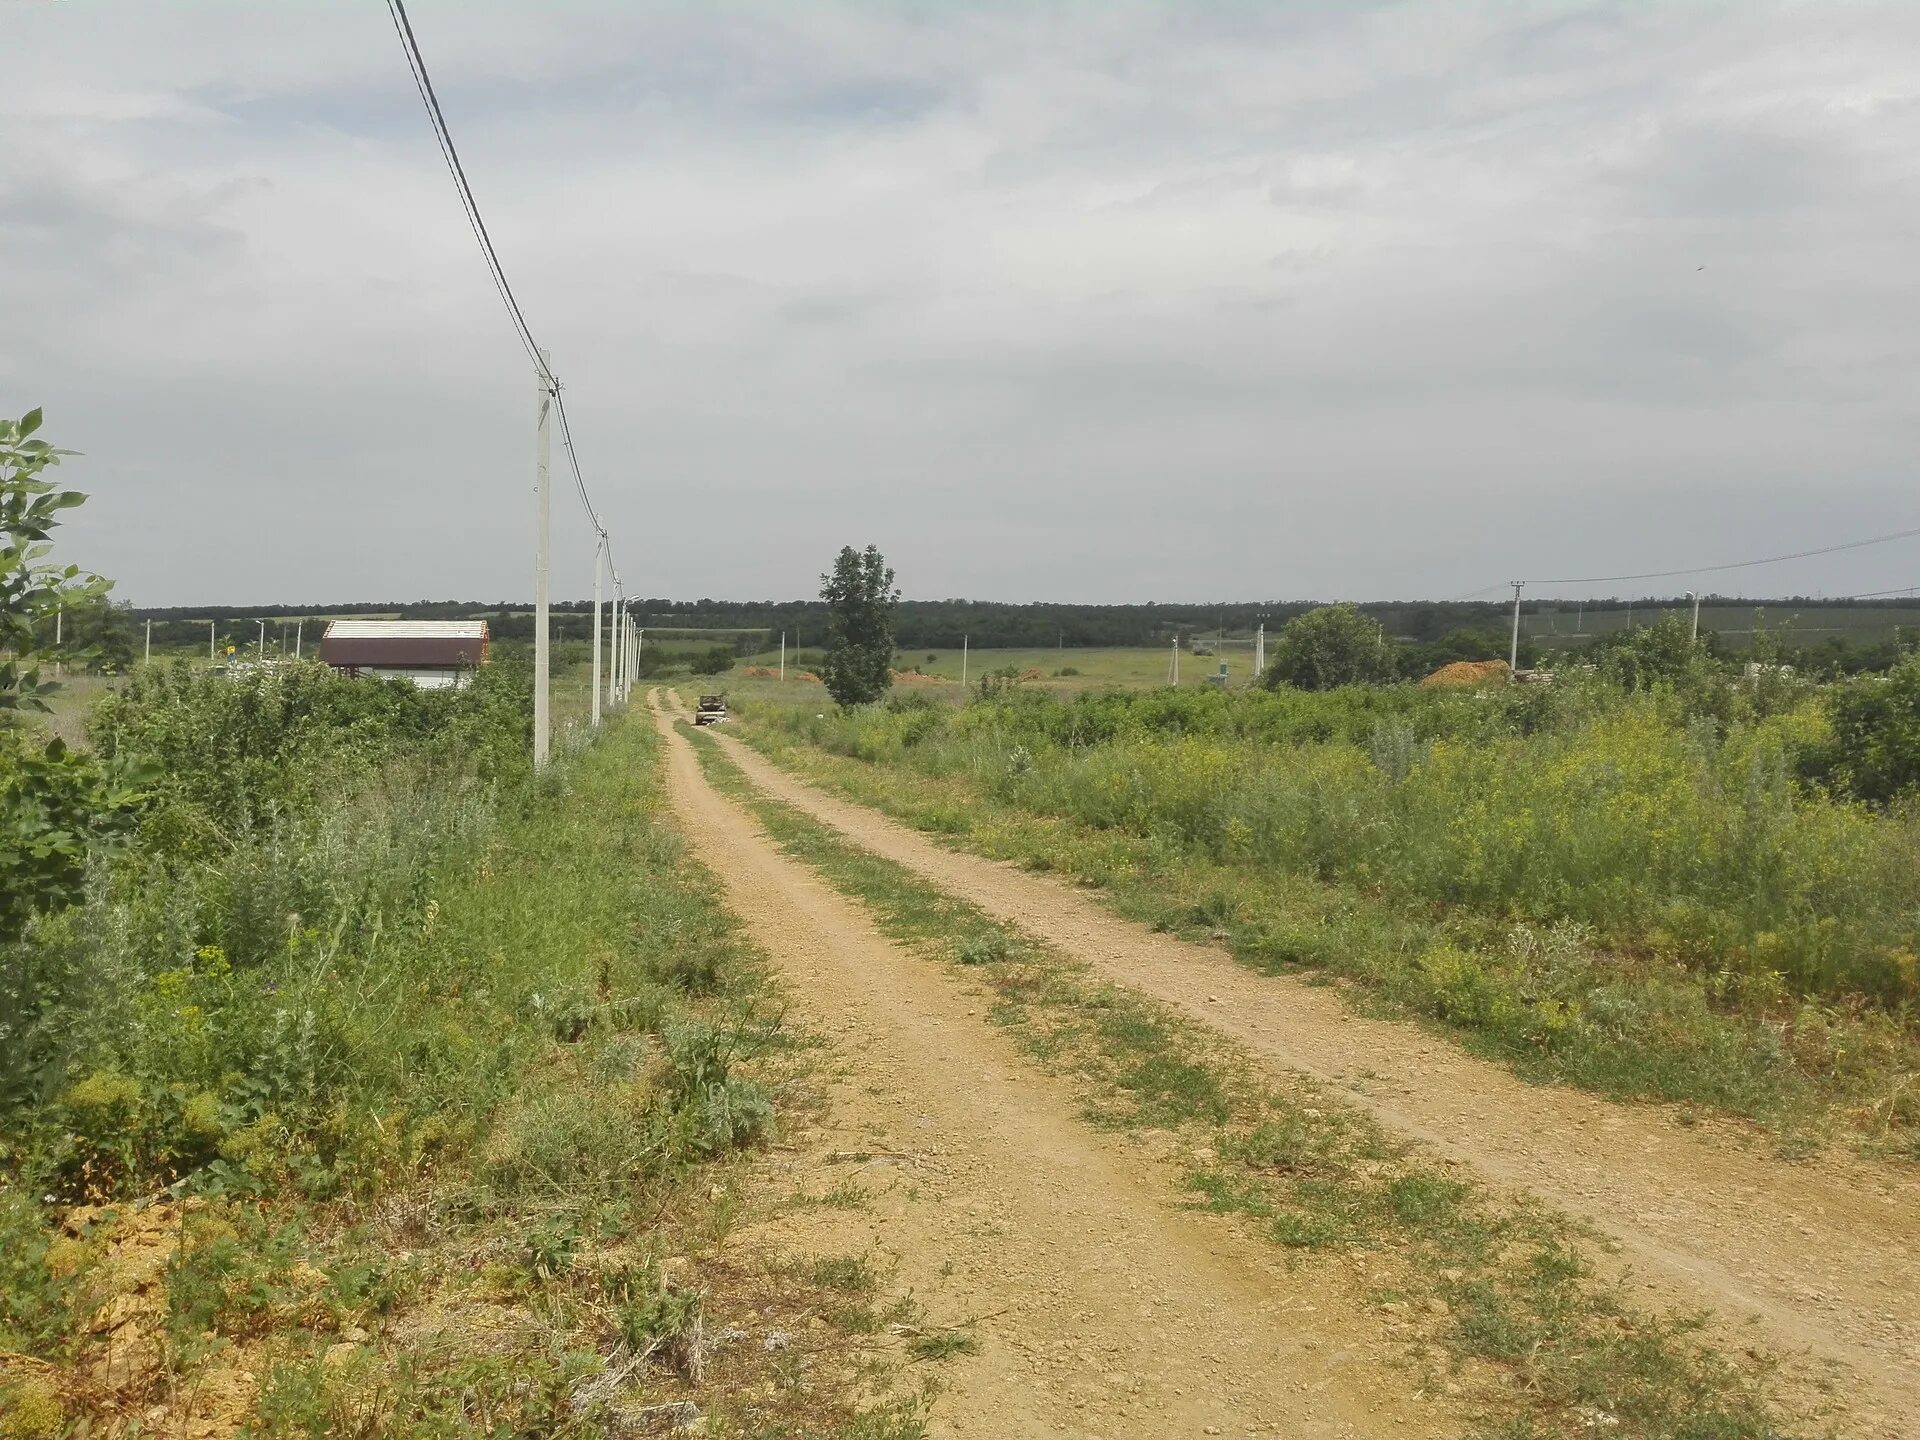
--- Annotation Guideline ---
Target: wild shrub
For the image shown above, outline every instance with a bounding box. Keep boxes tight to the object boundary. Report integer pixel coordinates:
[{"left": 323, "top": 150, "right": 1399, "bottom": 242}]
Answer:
[
  {"left": 956, "top": 932, "right": 1014, "bottom": 965},
  {"left": 1819, "top": 653, "right": 1920, "bottom": 803}
]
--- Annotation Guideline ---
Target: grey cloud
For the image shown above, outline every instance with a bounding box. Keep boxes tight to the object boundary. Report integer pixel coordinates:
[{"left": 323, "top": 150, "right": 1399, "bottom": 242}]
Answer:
[{"left": 6, "top": 1, "right": 1920, "bottom": 606}]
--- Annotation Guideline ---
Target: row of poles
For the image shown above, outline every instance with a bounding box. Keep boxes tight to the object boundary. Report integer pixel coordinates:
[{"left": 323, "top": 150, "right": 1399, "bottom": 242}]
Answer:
[
  {"left": 1507, "top": 582, "right": 1702, "bottom": 672},
  {"left": 532, "top": 352, "right": 641, "bottom": 768}
]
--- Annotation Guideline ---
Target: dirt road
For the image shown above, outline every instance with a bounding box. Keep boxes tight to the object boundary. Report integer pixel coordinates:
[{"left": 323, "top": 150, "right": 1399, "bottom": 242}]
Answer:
[
  {"left": 694, "top": 714, "right": 1920, "bottom": 1436},
  {"left": 651, "top": 697, "right": 1454, "bottom": 1438}
]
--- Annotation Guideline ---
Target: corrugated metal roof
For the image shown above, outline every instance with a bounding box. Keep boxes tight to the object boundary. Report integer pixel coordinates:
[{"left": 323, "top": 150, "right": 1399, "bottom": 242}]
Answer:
[{"left": 323, "top": 620, "right": 488, "bottom": 640}]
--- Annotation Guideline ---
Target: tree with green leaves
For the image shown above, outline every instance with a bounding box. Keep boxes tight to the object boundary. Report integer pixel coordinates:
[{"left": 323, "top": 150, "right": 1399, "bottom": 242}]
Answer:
[
  {"left": 2, "top": 408, "right": 106, "bottom": 710},
  {"left": 1263, "top": 602, "right": 1394, "bottom": 691},
  {"left": 819, "top": 544, "right": 899, "bottom": 707},
  {"left": 1, "top": 408, "right": 145, "bottom": 939}
]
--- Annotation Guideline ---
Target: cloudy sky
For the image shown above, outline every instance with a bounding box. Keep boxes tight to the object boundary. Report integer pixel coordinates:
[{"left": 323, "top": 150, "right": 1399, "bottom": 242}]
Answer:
[{"left": 6, "top": 1, "right": 1920, "bottom": 607}]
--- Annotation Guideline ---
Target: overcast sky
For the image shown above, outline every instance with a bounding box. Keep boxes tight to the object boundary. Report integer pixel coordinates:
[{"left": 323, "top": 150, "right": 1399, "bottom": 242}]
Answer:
[{"left": 6, "top": 1, "right": 1920, "bottom": 607}]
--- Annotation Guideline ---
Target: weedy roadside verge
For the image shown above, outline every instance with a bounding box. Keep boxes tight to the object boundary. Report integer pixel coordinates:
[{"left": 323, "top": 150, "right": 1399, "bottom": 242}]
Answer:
[
  {"left": 686, "top": 724, "right": 1802, "bottom": 1440},
  {"left": 720, "top": 701, "right": 1917, "bottom": 1156},
  {"left": 0, "top": 718, "right": 935, "bottom": 1439}
]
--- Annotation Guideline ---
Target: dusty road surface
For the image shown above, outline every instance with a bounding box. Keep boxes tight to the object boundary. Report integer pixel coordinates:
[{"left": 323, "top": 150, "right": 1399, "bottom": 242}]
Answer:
[
  {"left": 692, "top": 712, "right": 1920, "bottom": 1436},
  {"left": 650, "top": 696, "right": 1456, "bottom": 1439}
]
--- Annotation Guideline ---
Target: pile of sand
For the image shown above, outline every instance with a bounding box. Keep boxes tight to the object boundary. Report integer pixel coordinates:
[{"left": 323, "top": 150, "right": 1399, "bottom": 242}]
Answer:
[
  {"left": 1421, "top": 659, "right": 1510, "bottom": 687},
  {"left": 889, "top": 670, "right": 953, "bottom": 685},
  {"left": 740, "top": 665, "right": 779, "bottom": 677}
]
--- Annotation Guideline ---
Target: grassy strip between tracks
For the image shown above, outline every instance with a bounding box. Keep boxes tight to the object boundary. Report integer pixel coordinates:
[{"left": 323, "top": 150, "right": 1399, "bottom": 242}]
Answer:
[
  {"left": 1, "top": 718, "right": 935, "bottom": 1440},
  {"left": 686, "top": 723, "right": 1803, "bottom": 1440}
]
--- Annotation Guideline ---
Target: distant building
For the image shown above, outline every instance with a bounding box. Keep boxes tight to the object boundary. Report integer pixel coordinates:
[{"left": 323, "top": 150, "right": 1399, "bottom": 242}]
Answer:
[{"left": 319, "top": 619, "right": 489, "bottom": 690}]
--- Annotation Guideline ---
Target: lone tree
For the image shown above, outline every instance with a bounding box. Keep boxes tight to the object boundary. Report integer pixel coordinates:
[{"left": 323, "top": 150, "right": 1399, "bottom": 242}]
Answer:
[
  {"left": 819, "top": 544, "right": 899, "bottom": 706},
  {"left": 1264, "top": 603, "right": 1393, "bottom": 691}
]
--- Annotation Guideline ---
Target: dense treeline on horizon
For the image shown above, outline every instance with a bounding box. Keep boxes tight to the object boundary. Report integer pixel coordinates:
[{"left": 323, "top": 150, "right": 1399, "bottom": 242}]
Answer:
[{"left": 107, "top": 593, "right": 1920, "bottom": 651}]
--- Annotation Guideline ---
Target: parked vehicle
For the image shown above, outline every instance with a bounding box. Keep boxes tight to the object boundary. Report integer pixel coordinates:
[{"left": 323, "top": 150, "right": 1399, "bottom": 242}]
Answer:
[{"left": 694, "top": 694, "right": 729, "bottom": 725}]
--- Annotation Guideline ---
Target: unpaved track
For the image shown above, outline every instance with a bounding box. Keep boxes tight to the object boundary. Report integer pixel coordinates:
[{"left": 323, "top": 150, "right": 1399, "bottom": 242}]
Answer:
[
  {"left": 691, "top": 710, "right": 1920, "bottom": 1435},
  {"left": 651, "top": 697, "right": 1451, "bottom": 1439}
]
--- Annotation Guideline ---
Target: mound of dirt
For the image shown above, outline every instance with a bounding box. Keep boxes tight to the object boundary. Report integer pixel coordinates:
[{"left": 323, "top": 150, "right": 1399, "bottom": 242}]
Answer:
[
  {"left": 1421, "top": 659, "right": 1510, "bottom": 687},
  {"left": 741, "top": 665, "right": 779, "bottom": 677},
  {"left": 794, "top": 671, "right": 822, "bottom": 683},
  {"left": 1020, "top": 667, "right": 1045, "bottom": 680},
  {"left": 889, "top": 670, "right": 952, "bottom": 685}
]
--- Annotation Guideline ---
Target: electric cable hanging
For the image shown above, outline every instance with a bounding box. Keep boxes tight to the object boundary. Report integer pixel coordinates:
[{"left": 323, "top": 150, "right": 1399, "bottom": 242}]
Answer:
[
  {"left": 383, "top": 0, "right": 546, "bottom": 383},
  {"left": 1447, "top": 520, "right": 1920, "bottom": 604},
  {"left": 383, "top": 0, "right": 617, "bottom": 579},
  {"left": 1522, "top": 523, "right": 1920, "bottom": 587}
]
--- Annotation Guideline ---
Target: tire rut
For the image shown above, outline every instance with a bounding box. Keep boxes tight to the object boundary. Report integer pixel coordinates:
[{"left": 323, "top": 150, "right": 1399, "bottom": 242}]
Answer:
[{"left": 692, "top": 707, "right": 1920, "bottom": 1437}]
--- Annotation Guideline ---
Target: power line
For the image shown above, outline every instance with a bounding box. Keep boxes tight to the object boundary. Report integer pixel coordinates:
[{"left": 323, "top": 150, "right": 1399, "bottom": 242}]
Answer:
[
  {"left": 383, "top": 0, "right": 548, "bottom": 385},
  {"left": 385, "top": 0, "right": 624, "bottom": 596},
  {"left": 553, "top": 387, "right": 613, "bottom": 572},
  {"left": 1523, "top": 523, "right": 1920, "bottom": 587},
  {"left": 1442, "top": 582, "right": 1510, "bottom": 603}
]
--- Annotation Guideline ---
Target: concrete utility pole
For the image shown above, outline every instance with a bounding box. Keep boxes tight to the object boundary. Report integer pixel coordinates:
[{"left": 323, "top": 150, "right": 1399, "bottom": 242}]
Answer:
[
  {"left": 591, "top": 536, "right": 604, "bottom": 727},
  {"left": 1253, "top": 621, "right": 1265, "bottom": 679},
  {"left": 54, "top": 606, "right": 61, "bottom": 678},
  {"left": 1689, "top": 590, "right": 1702, "bottom": 643},
  {"left": 1508, "top": 581, "right": 1523, "bottom": 676},
  {"left": 780, "top": 630, "right": 786, "bottom": 682},
  {"left": 257, "top": 619, "right": 266, "bottom": 655},
  {"left": 1169, "top": 634, "right": 1180, "bottom": 686},
  {"left": 961, "top": 633, "right": 968, "bottom": 689},
  {"left": 209, "top": 619, "right": 216, "bottom": 659},
  {"left": 144, "top": 618, "right": 152, "bottom": 664},
  {"left": 609, "top": 594, "right": 622, "bottom": 708},
  {"left": 533, "top": 349, "right": 553, "bottom": 769},
  {"left": 295, "top": 620, "right": 302, "bottom": 659}
]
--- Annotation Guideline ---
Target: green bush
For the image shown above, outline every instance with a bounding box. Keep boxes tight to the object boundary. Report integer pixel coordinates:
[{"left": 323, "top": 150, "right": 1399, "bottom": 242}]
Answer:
[
  {"left": 1821, "top": 654, "right": 1920, "bottom": 803},
  {"left": 1265, "top": 604, "right": 1394, "bottom": 691}
]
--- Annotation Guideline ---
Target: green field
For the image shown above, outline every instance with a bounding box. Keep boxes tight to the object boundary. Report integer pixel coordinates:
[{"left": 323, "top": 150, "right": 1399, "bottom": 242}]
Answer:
[
  {"left": 732, "top": 643, "right": 1255, "bottom": 693},
  {"left": 1519, "top": 601, "right": 1920, "bottom": 645}
]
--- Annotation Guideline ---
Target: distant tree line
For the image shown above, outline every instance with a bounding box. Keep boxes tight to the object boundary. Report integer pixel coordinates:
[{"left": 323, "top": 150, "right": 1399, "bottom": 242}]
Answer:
[{"left": 97, "top": 594, "right": 1920, "bottom": 679}]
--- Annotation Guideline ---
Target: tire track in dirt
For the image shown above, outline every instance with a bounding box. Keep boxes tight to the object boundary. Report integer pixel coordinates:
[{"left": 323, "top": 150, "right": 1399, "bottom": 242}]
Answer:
[
  {"left": 692, "top": 710, "right": 1920, "bottom": 1436},
  {"left": 650, "top": 695, "right": 1456, "bottom": 1439}
]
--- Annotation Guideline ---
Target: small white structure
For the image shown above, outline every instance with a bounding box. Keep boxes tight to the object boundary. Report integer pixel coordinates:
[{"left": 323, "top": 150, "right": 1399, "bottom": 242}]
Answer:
[{"left": 319, "top": 619, "right": 489, "bottom": 690}]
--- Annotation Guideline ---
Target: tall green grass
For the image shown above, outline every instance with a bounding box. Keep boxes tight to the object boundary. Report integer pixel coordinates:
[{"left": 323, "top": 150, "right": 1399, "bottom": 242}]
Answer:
[
  {"left": 737, "top": 677, "right": 1919, "bottom": 1139},
  {"left": 765, "top": 682, "right": 1919, "bottom": 1006},
  {"left": 0, "top": 665, "right": 773, "bottom": 1378}
]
